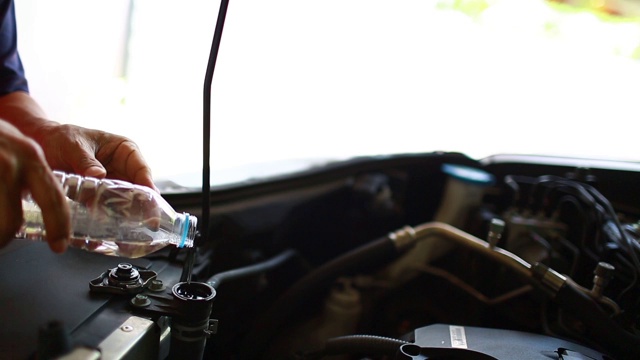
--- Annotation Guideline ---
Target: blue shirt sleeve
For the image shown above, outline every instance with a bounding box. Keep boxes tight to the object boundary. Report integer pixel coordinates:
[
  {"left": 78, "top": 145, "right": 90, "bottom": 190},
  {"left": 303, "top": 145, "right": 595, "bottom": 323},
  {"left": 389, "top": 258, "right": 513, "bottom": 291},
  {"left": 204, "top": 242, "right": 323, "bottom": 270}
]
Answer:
[{"left": 0, "top": 0, "right": 28, "bottom": 96}]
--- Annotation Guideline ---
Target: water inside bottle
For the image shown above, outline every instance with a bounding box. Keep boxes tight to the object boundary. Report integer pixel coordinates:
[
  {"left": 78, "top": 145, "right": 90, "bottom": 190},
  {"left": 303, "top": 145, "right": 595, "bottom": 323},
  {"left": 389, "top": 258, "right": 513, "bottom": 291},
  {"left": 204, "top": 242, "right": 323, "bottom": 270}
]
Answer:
[
  {"left": 20, "top": 201, "right": 185, "bottom": 258},
  {"left": 18, "top": 172, "right": 196, "bottom": 258},
  {"left": 68, "top": 237, "right": 170, "bottom": 258}
]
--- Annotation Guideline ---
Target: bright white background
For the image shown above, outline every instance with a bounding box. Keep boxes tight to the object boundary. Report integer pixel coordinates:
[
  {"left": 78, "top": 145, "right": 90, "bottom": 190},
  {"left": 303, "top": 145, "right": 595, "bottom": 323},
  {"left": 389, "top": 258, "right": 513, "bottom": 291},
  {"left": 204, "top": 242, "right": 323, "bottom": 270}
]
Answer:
[{"left": 14, "top": 0, "right": 640, "bottom": 186}]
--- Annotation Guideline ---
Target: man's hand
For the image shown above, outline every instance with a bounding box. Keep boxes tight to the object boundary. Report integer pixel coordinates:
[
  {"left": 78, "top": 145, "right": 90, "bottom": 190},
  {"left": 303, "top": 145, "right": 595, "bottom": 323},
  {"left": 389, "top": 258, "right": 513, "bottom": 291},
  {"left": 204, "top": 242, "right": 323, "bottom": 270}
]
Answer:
[
  {"left": 30, "top": 122, "right": 158, "bottom": 192},
  {"left": 0, "top": 91, "right": 158, "bottom": 254},
  {"left": 0, "top": 91, "right": 157, "bottom": 192},
  {"left": 0, "top": 120, "right": 69, "bottom": 252}
]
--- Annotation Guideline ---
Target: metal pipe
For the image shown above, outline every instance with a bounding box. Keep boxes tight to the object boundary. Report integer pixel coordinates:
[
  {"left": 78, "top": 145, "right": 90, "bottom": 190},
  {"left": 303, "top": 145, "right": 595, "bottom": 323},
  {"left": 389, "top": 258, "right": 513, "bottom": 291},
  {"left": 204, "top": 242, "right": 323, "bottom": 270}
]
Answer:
[{"left": 390, "top": 222, "right": 532, "bottom": 280}]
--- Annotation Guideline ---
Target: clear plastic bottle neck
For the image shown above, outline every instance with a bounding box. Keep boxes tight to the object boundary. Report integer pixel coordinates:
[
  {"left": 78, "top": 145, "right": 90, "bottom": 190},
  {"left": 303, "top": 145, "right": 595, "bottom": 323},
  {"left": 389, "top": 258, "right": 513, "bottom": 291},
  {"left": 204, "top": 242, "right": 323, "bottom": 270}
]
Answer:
[{"left": 172, "top": 213, "right": 198, "bottom": 248}]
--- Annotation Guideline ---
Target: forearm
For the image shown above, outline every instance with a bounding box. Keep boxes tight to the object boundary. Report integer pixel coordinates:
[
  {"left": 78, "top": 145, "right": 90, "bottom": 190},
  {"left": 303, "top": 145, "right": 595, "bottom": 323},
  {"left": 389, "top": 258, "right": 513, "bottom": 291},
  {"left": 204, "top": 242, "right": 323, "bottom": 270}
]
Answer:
[{"left": 0, "top": 91, "right": 57, "bottom": 141}]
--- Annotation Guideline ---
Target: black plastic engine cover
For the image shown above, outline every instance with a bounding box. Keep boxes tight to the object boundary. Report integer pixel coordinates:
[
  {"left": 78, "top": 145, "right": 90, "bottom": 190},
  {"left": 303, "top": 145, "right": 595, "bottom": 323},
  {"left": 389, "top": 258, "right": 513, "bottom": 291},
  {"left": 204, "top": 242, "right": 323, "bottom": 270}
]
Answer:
[{"left": 408, "top": 324, "right": 609, "bottom": 359}]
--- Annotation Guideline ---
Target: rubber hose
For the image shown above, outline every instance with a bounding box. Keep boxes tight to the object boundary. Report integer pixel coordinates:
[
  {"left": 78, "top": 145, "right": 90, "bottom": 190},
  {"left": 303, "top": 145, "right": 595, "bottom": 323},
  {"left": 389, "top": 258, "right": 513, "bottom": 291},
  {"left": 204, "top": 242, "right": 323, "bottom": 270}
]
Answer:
[
  {"left": 206, "top": 249, "right": 301, "bottom": 289},
  {"left": 243, "top": 235, "right": 399, "bottom": 359},
  {"left": 303, "top": 335, "right": 409, "bottom": 359}
]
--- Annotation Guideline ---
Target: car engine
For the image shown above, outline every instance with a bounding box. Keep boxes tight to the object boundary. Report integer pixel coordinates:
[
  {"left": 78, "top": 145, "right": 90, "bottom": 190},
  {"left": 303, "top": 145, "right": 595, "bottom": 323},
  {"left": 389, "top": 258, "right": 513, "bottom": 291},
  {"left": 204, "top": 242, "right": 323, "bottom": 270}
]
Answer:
[
  {"left": 3, "top": 1, "right": 639, "bottom": 358},
  {"left": 185, "top": 153, "right": 640, "bottom": 360},
  {"left": 2, "top": 153, "right": 639, "bottom": 360}
]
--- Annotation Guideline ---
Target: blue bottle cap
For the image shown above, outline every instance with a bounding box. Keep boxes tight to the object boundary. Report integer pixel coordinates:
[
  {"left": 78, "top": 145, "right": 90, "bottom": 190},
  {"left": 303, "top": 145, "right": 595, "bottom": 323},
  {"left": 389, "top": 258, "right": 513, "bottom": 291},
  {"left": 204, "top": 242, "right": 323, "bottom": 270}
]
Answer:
[{"left": 442, "top": 163, "right": 495, "bottom": 186}]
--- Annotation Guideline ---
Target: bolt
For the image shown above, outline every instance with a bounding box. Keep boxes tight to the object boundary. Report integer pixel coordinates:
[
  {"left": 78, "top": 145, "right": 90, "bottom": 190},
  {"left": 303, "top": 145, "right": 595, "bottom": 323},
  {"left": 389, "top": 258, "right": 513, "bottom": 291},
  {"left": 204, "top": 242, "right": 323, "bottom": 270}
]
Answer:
[
  {"left": 595, "top": 262, "right": 615, "bottom": 278},
  {"left": 118, "top": 263, "right": 132, "bottom": 271},
  {"left": 149, "top": 279, "right": 165, "bottom": 292},
  {"left": 487, "top": 218, "right": 505, "bottom": 249},
  {"left": 115, "top": 263, "right": 133, "bottom": 277},
  {"left": 131, "top": 294, "right": 150, "bottom": 307},
  {"left": 592, "top": 262, "right": 615, "bottom": 298},
  {"left": 111, "top": 263, "right": 140, "bottom": 284}
]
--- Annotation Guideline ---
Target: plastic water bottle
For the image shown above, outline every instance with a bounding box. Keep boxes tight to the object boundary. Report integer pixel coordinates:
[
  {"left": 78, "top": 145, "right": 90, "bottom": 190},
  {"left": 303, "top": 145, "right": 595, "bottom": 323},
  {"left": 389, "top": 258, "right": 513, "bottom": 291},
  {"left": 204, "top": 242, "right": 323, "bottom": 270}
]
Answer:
[{"left": 16, "top": 171, "right": 197, "bottom": 258}]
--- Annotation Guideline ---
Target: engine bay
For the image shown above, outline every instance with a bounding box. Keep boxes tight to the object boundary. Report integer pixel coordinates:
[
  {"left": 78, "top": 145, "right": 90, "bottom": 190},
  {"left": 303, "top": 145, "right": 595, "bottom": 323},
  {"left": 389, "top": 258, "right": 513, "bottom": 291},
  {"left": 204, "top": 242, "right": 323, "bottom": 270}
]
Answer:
[
  {"left": 3, "top": 152, "right": 640, "bottom": 359},
  {"left": 201, "top": 153, "right": 640, "bottom": 360}
]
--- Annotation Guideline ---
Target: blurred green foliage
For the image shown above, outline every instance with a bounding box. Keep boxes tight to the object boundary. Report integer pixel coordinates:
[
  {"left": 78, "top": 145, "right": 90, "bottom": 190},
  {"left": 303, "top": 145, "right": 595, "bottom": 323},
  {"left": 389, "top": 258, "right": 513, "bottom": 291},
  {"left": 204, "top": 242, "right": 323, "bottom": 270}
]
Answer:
[{"left": 437, "top": 0, "right": 640, "bottom": 60}]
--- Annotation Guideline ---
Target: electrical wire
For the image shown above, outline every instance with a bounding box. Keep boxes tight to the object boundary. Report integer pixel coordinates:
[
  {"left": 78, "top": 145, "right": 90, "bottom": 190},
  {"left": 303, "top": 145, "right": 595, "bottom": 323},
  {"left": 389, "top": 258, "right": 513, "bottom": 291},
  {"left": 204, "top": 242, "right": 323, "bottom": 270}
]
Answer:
[
  {"left": 506, "top": 174, "right": 640, "bottom": 297},
  {"left": 583, "top": 183, "right": 640, "bottom": 285},
  {"left": 556, "top": 194, "right": 600, "bottom": 263}
]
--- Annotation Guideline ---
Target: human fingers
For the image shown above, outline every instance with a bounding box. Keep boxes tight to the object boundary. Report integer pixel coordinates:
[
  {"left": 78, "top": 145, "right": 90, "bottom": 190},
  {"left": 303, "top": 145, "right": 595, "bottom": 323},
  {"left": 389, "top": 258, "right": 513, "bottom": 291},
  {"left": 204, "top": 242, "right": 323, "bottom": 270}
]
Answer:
[
  {"left": 35, "top": 124, "right": 158, "bottom": 192},
  {"left": 0, "top": 144, "right": 23, "bottom": 247},
  {"left": 0, "top": 122, "right": 70, "bottom": 252},
  {"left": 31, "top": 123, "right": 108, "bottom": 179},
  {"left": 23, "top": 159, "right": 70, "bottom": 253},
  {"left": 93, "top": 134, "right": 158, "bottom": 192}
]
